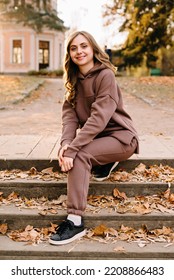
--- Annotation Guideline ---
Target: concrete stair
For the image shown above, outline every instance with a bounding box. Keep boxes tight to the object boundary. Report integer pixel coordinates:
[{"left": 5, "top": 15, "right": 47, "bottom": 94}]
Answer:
[{"left": 0, "top": 159, "right": 174, "bottom": 259}]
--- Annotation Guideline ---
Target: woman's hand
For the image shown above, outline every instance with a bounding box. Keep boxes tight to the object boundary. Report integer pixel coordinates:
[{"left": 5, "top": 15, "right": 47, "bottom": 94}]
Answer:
[
  {"left": 58, "top": 144, "right": 69, "bottom": 165},
  {"left": 60, "top": 156, "right": 74, "bottom": 172},
  {"left": 58, "top": 144, "right": 73, "bottom": 172}
]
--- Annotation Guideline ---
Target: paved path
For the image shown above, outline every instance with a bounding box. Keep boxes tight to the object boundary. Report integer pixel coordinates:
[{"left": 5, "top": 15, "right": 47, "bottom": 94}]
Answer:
[
  {"left": 0, "top": 134, "right": 173, "bottom": 160},
  {"left": 0, "top": 78, "right": 174, "bottom": 160}
]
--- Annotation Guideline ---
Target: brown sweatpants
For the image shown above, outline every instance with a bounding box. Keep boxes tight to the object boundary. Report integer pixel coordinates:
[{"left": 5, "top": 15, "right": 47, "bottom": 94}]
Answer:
[{"left": 67, "top": 136, "right": 137, "bottom": 216}]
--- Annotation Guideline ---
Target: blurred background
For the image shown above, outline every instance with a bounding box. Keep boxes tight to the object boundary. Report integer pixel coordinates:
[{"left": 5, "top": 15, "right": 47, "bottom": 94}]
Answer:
[{"left": 0, "top": 0, "right": 173, "bottom": 77}]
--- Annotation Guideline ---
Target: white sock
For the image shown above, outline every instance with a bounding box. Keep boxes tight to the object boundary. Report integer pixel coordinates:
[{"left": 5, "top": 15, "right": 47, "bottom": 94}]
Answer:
[{"left": 67, "top": 214, "right": 82, "bottom": 226}]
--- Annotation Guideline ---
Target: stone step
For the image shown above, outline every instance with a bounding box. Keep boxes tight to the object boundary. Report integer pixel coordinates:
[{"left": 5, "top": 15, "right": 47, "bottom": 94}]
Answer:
[
  {"left": 0, "top": 235, "right": 173, "bottom": 260},
  {"left": 1, "top": 202, "right": 174, "bottom": 260},
  {"left": 1, "top": 204, "right": 174, "bottom": 230},
  {"left": 0, "top": 180, "right": 173, "bottom": 198},
  {"left": 1, "top": 158, "right": 174, "bottom": 260}
]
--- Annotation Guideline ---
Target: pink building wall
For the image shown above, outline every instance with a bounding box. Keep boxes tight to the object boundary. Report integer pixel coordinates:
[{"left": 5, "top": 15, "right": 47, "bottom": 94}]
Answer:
[{"left": 0, "top": 1, "right": 65, "bottom": 73}]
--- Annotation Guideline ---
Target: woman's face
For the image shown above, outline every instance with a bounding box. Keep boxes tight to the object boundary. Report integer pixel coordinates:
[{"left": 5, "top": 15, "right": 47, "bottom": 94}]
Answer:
[{"left": 69, "top": 34, "right": 94, "bottom": 73}]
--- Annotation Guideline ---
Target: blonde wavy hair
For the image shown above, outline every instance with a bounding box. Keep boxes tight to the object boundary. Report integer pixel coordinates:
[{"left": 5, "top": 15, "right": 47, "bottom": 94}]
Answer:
[{"left": 63, "top": 31, "right": 117, "bottom": 106}]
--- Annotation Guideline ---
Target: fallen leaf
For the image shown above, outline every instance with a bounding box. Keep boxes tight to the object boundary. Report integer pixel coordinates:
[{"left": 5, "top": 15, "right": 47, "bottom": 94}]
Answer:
[
  {"left": 28, "top": 167, "right": 37, "bottom": 175},
  {"left": 113, "top": 188, "right": 127, "bottom": 200},
  {"left": 120, "top": 225, "right": 134, "bottom": 233},
  {"left": 39, "top": 210, "right": 47, "bottom": 216},
  {"left": 41, "top": 167, "right": 54, "bottom": 175},
  {"left": 105, "top": 227, "right": 118, "bottom": 237},
  {"left": 7, "top": 192, "right": 19, "bottom": 201},
  {"left": 151, "top": 226, "right": 172, "bottom": 236},
  {"left": 112, "top": 171, "right": 131, "bottom": 182},
  {"left": 93, "top": 224, "right": 108, "bottom": 236},
  {"left": 169, "top": 193, "right": 174, "bottom": 203},
  {"left": 119, "top": 233, "right": 130, "bottom": 241},
  {"left": 25, "top": 225, "right": 34, "bottom": 231},
  {"left": 134, "top": 163, "right": 146, "bottom": 173},
  {"left": 156, "top": 204, "right": 174, "bottom": 213},
  {"left": 163, "top": 188, "right": 171, "bottom": 199},
  {"left": 132, "top": 204, "right": 152, "bottom": 215},
  {"left": 0, "top": 223, "right": 8, "bottom": 234}
]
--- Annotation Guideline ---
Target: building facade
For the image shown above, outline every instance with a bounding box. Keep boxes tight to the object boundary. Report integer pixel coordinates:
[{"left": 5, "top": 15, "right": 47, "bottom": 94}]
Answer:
[{"left": 0, "top": 0, "right": 65, "bottom": 73}]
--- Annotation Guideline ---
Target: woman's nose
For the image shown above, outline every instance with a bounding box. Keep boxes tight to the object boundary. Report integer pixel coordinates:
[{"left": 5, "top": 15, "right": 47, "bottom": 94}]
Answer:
[{"left": 77, "top": 47, "right": 82, "bottom": 54}]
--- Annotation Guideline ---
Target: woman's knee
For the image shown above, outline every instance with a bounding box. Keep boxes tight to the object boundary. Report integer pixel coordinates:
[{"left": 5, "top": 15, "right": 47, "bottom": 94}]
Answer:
[{"left": 74, "top": 149, "right": 93, "bottom": 169}]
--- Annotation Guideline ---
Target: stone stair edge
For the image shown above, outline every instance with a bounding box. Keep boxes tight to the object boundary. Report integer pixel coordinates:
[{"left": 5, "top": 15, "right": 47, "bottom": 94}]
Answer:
[
  {"left": 0, "top": 236, "right": 173, "bottom": 260},
  {"left": 1, "top": 204, "right": 174, "bottom": 230},
  {"left": 0, "top": 158, "right": 174, "bottom": 171},
  {"left": 0, "top": 180, "right": 173, "bottom": 199},
  {"left": 2, "top": 204, "right": 174, "bottom": 218}
]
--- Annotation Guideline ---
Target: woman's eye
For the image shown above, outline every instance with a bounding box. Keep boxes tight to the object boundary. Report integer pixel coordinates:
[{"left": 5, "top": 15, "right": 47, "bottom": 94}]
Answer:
[{"left": 82, "top": 45, "right": 87, "bottom": 48}]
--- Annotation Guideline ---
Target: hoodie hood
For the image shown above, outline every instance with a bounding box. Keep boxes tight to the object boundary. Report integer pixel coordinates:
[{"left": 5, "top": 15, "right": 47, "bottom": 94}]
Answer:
[{"left": 77, "top": 62, "right": 107, "bottom": 79}]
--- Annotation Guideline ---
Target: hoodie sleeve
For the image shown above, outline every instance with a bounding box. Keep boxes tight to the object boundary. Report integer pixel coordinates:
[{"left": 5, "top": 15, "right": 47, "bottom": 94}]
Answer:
[
  {"left": 60, "top": 100, "right": 79, "bottom": 147},
  {"left": 64, "top": 70, "right": 119, "bottom": 159}
]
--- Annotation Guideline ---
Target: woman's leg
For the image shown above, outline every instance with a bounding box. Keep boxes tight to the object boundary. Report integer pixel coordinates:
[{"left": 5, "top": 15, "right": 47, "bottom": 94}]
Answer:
[
  {"left": 49, "top": 136, "right": 137, "bottom": 245},
  {"left": 67, "top": 137, "right": 137, "bottom": 215}
]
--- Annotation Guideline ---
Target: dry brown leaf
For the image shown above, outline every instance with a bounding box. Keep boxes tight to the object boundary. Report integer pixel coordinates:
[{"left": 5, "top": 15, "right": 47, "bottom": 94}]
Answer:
[
  {"left": 86, "top": 230, "right": 95, "bottom": 238},
  {"left": 163, "top": 188, "right": 171, "bottom": 199},
  {"left": 17, "top": 172, "right": 29, "bottom": 179},
  {"left": 144, "top": 201, "right": 150, "bottom": 209},
  {"left": 156, "top": 204, "right": 174, "bottom": 213},
  {"left": 132, "top": 204, "right": 152, "bottom": 215},
  {"left": 93, "top": 224, "right": 108, "bottom": 236},
  {"left": 53, "top": 195, "right": 67, "bottom": 205},
  {"left": 7, "top": 223, "right": 57, "bottom": 244},
  {"left": 1, "top": 163, "right": 174, "bottom": 183},
  {"left": 151, "top": 226, "right": 172, "bottom": 236},
  {"left": 49, "top": 209, "right": 58, "bottom": 214},
  {"left": 29, "top": 229, "right": 40, "bottom": 239},
  {"left": 134, "top": 163, "right": 146, "bottom": 173},
  {"left": 48, "top": 223, "right": 58, "bottom": 233},
  {"left": 41, "top": 167, "right": 54, "bottom": 174},
  {"left": 112, "top": 171, "right": 131, "bottom": 182},
  {"left": 119, "top": 233, "right": 130, "bottom": 241},
  {"left": 120, "top": 225, "right": 134, "bottom": 233},
  {"left": 28, "top": 167, "right": 38, "bottom": 175},
  {"left": 169, "top": 193, "right": 174, "bottom": 203},
  {"left": 113, "top": 188, "right": 127, "bottom": 200},
  {"left": 116, "top": 205, "right": 130, "bottom": 214},
  {"left": 112, "top": 173, "right": 122, "bottom": 181},
  {"left": 39, "top": 210, "right": 47, "bottom": 216},
  {"left": 7, "top": 192, "right": 19, "bottom": 201},
  {"left": 0, "top": 223, "right": 8, "bottom": 234},
  {"left": 25, "top": 225, "right": 34, "bottom": 231},
  {"left": 105, "top": 227, "right": 118, "bottom": 237}
]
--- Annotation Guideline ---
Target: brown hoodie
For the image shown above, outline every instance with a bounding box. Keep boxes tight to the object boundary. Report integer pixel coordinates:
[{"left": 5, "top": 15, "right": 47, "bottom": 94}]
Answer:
[{"left": 61, "top": 63, "right": 139, "bottom": 159}]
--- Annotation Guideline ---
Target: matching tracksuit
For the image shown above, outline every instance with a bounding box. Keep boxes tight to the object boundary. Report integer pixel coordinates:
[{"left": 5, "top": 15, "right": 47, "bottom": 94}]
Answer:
[{"left": 59, "top": 62, "right": 139, "bottom": 216}]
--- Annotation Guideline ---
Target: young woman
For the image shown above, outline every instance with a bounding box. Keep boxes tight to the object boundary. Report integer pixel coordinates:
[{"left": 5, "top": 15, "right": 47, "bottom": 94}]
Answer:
[{"left": 49, "top": 31, "right": 139, "bottom": 245}]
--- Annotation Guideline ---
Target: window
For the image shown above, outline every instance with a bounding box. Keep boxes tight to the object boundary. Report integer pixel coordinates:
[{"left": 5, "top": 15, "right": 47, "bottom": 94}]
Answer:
[{"left": 12, "top": 40, "right": 22, "bottom": 64}]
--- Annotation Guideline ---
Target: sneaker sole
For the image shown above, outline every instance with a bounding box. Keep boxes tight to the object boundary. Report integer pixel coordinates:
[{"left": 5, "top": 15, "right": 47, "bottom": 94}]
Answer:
[
  {"left": 93, "top": 162, "right": 119, "bottom": 182},
  {"left": 49, "top": 229, "right": 86, "bottom": 246}
]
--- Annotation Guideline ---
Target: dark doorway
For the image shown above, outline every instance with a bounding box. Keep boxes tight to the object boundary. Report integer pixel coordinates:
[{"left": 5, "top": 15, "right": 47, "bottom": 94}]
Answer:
[{"left": 39, "top": 40, "right": 49, "bottom": 70}]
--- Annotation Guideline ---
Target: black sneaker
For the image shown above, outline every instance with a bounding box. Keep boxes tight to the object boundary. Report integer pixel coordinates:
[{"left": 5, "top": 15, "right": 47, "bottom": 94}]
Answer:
[
  {"left": 49, "top": 219, "right": 86, "bottom": 245},
  {"left": 93, "top": 162, "right": 118, "bottom": 181}
]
